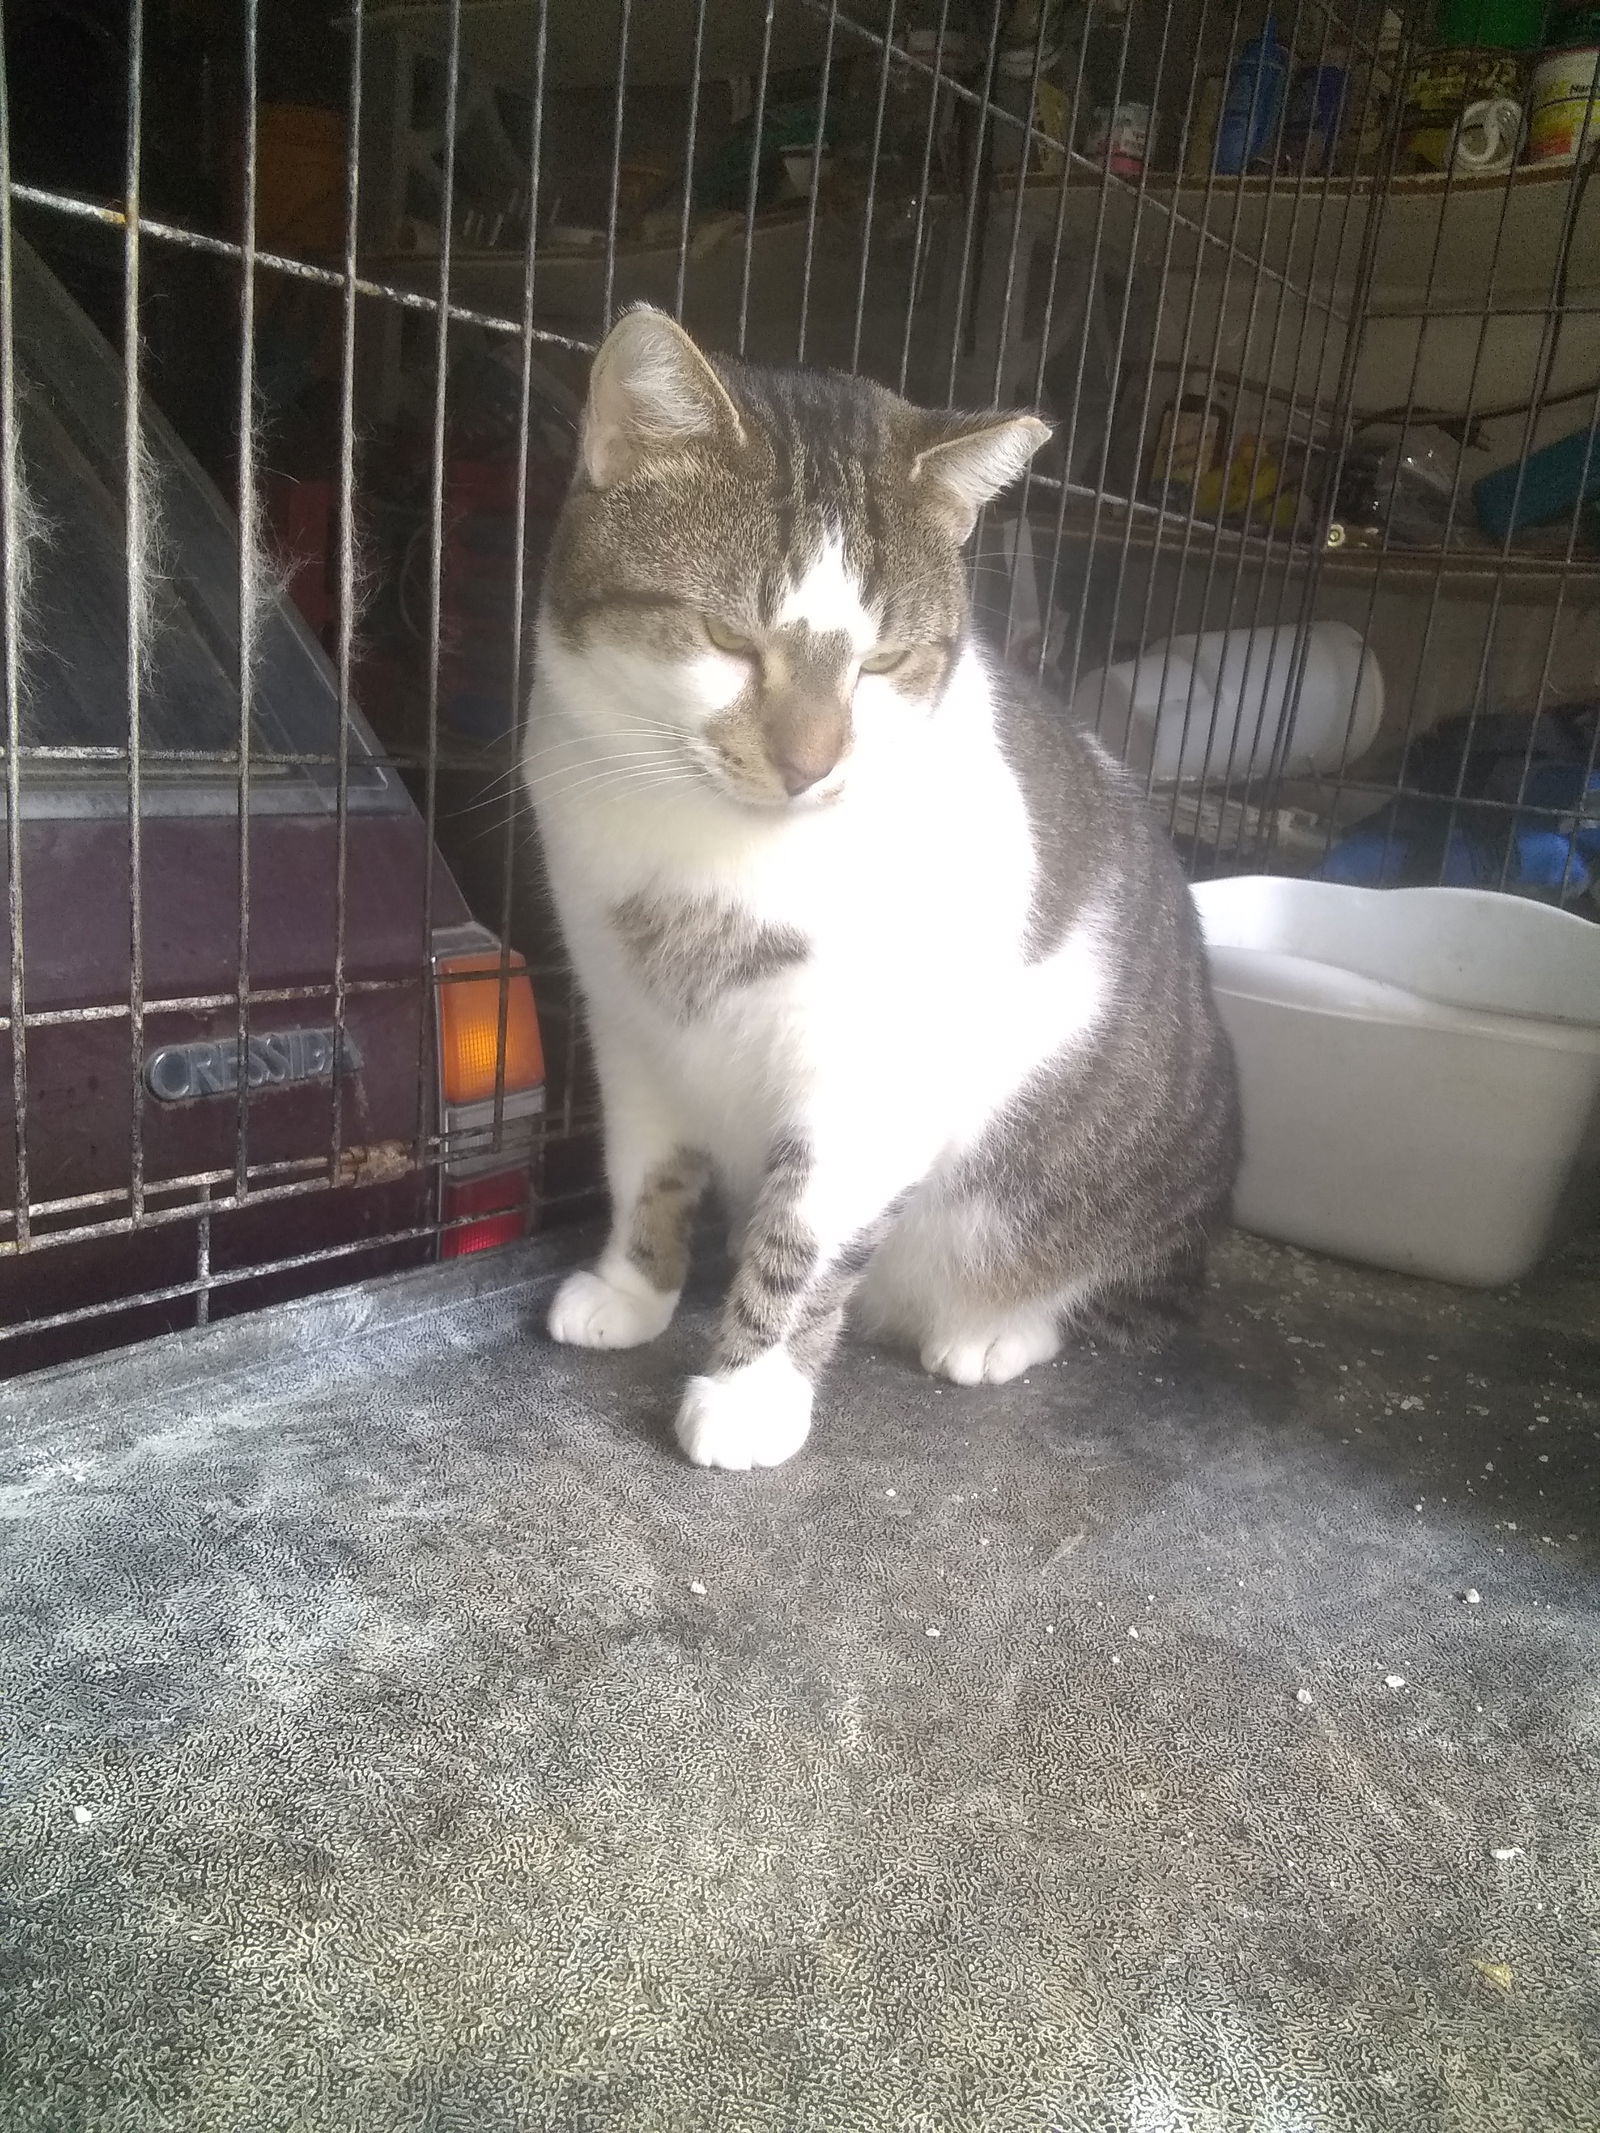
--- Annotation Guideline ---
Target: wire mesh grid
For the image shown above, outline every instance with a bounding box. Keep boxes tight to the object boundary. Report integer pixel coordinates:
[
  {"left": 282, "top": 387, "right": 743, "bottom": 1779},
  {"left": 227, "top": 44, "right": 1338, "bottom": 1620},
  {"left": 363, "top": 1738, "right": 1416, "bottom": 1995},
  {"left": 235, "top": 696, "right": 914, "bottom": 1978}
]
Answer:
[{"left": 2, "top": 0, "right": 1598, "bottom": 1368}]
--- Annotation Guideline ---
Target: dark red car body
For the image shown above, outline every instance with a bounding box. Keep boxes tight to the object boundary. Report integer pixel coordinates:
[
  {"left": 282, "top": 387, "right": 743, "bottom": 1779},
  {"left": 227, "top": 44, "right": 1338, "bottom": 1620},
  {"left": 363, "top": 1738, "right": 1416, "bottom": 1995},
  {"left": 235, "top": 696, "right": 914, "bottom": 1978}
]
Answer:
[{"left": 1, "top": 238, "right": 532, "bottom": 1374}]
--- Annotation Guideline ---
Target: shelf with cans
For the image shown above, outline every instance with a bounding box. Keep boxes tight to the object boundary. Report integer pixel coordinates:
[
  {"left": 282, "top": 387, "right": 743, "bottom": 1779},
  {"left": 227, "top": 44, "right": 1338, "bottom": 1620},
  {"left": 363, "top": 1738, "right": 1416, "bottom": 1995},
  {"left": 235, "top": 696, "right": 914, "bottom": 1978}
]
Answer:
[
  {"left": 354, "top": 0, "right": 1600, "bottom": 243},
  {"left": 1053, "top": 346, "right": 1600, "bottom": 567},
  {"left": 356, "top": 3, "right": 1600, "bottom": 359},
  {"left": 362, "top": 182, "right": 1600, "bottom": 600},
  {"left": 1026, "top": 485, "right": 1600, "bottom": 580},
  {"left": 974, "top": 0, "right": 1600, "bottom": 192},
  {"left": 349, "top": 0, "right": 1600, "bottom": 599},
  {"left": 1022, "top": 450, "right": 1600, "bottom": 587}
]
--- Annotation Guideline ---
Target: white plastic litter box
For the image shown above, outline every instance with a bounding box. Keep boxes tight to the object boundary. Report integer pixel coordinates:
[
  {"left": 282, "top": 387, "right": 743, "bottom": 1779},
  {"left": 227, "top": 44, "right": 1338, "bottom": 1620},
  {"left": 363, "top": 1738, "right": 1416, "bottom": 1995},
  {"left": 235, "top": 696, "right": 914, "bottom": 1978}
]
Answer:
[{"left": 1191, "top": 876, "right": 1600, "bottom": 1285}]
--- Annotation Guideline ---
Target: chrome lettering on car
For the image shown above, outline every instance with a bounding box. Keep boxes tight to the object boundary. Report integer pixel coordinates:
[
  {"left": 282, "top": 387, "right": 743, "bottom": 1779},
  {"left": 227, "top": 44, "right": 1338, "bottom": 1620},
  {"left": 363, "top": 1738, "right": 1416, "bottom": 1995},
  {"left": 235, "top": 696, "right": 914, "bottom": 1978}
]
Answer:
[{"left": 143, "top": 1027, "right": 364, "bottom": 1104}]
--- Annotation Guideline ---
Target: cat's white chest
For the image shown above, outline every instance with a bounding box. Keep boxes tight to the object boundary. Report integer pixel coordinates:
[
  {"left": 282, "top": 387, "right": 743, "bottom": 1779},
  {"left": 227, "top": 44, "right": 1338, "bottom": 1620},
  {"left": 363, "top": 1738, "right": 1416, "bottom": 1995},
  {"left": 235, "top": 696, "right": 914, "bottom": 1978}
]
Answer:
[
  {"left": 569, "top": 776, "right": 1027, "bottom": 1182},
  {"left": 530, "top": 659, "right": 1105, "bottom": 1203}
]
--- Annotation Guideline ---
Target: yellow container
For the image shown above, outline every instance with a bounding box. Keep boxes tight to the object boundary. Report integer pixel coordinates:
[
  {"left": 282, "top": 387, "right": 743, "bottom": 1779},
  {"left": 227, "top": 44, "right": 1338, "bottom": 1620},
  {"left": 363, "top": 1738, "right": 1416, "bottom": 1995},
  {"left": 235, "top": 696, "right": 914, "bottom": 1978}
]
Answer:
[{"left": 1525, "top": 44, "right": 1600, "bottom": 163}]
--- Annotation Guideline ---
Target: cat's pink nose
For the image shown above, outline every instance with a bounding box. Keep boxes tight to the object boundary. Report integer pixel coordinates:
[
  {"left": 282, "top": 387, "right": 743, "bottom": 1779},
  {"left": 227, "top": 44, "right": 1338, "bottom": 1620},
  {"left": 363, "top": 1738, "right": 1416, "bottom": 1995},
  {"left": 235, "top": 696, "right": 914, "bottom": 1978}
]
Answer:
[{"left": 771, "top": 743, "right": 840, "bottom": 796}]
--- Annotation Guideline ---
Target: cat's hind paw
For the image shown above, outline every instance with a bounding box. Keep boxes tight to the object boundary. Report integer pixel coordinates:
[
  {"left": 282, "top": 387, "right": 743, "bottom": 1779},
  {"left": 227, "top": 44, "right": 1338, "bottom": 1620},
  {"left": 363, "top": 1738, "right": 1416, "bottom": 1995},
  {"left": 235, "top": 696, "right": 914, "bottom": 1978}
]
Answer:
[
  {"left": 548, "top": 1267, "right": 675, "bottom": 1350},
  {"left": 920, "top": 1313, "right": 1061, "bottom": 1386},
  {"left": 674, "top": 1351, "right": 814, "bottom": 1470}
]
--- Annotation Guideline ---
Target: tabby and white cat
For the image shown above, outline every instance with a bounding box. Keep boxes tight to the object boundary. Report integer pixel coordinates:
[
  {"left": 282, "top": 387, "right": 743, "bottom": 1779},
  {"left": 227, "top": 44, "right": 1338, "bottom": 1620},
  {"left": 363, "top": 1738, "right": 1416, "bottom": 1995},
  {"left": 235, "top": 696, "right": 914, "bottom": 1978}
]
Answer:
[{"left": 527, "top": 308, "right": 1239, "bottom": 1470}]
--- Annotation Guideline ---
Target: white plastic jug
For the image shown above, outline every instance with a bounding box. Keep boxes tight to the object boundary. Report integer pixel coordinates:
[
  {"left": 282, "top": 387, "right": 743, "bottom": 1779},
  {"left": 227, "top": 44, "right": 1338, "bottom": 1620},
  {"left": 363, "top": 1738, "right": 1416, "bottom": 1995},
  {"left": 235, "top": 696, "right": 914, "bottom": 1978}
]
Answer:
[{"left": 1074, "top": 620, "right": 1383, "bottom": 783}]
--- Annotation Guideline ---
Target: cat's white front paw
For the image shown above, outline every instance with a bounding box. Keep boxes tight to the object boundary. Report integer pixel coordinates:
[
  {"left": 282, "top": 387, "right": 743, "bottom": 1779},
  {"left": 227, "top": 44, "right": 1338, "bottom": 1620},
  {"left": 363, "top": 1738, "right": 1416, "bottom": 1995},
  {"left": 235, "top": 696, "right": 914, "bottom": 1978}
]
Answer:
[
  {"left": 548, "top": 1268, "right": 674, "bottom": 1350},
  {"left": 674, "top": 1352, "right": 814, "bottom": 1470},
  {"left": 920, "top": 1313, "right": 1060, "bottom": 1386}
]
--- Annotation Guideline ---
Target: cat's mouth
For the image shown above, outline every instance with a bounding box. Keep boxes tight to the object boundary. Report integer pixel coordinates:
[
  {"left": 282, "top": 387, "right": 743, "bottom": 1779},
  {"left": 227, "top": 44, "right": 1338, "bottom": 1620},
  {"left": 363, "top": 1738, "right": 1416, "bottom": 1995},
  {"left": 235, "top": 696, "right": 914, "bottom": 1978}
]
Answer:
[
  {"left": 727, "top": 775, "right": 847, "bottom": 815},
  {"left": 694, "top": 745, "right": 847, "bottom": 813}
]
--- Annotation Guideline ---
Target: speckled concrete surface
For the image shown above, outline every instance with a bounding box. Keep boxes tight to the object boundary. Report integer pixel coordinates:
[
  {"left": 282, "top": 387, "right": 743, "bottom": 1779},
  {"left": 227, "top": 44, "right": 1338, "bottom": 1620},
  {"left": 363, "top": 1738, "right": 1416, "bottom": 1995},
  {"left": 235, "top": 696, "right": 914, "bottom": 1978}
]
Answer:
[{"left": 2, "top": 1227, "right": 1597, "bottom": 2131}]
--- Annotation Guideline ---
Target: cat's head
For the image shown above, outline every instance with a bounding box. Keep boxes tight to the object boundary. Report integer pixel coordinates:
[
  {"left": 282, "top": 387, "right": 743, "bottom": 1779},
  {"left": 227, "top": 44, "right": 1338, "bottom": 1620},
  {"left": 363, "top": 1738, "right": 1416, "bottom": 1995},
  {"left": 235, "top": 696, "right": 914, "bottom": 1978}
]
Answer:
[{"left": 538, "top": 307, "right": 1048, "bottom": 812}]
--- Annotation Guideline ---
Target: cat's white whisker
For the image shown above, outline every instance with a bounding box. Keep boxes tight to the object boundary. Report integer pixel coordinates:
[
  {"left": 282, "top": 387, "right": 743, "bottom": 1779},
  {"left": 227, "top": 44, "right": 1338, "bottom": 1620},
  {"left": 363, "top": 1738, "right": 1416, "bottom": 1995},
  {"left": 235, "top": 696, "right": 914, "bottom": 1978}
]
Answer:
[{"left": 529, "top": 759, "right": 697, "bottom": 806}]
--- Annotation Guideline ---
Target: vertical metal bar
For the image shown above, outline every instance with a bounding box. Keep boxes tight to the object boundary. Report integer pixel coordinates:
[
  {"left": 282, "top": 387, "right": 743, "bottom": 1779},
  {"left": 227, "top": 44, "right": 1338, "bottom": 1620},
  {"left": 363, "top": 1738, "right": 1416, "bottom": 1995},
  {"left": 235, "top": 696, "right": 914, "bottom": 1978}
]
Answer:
[
  {"left": 1091, "top": 0, "right": 1216, "bottom": 747},
  {"left": 1114, "top": 0, "right": 1298, "bottom": 808},
  {"left": 492, "top": 0, "right": 551, "bottom": 1156},
  {"left": 980, "top": 3, "right": 1056, "bottom": 652},
  {"left": 1053, "top": 0, "right": 1172, "bottom": 711},
  {"left": 0, "top": 26, "right": 30, "bottom": 1249},
  {"left": 1076, "top": 0, "right": 1232, "bottom": 725},
  {"left": 1228, "top": 0, "right": 1392, "bottom": 870},
  {"left": 673, "top": 0, "right": 710, "bottom": 320},
  {"left": 1157, "top": 0, "right": 1388, "bottom": 854},
  {"left": 737, "top": 0, "right": 779, "bottom": 356},
  {"left": 795, "top": 0, "right": 840, "bottom": 364},
  {"left": 415, "top": 0, "right": 462, "bottom": 1170},
  {"left": 848, "top": 0, "right": 898, "bottom": 375},
  {"left": 1444, "top": 156, "right": 1599, "bottom": 886},
  {"left": 1182, "top": 89, "right": 1308, "bottom": 852},
  {"left": 601, "top": 0, "right": 633, "bottom": 334},
  {"left": 1499, "top": 371, "right": 1600, "bottom": 895},
  {"left": 1276, "top": 18, "right": 1437, "bottom": 870},
  {"left": 944, "top": 0, "right": 1006, "bottom": 407},
  {"left": 1116, "top": 0, "right": 1254, "bottom": 810},
  {"left": 1285, "top": 16, "right": 1430, "bottom": 864},
  {"left": 1242, "top": 0, "right": 1395, "bottom": 862},
  {"left": 194, "top": 1186, "right": 212, "bottom": 1326},
  {"left": 1052, "top": 0, "right": 1187, "bottom": 688},
  {"left": 1008, "top": 6, "right": 1096, "bottom": 656},
  {"left": 895, "top": 0, "right": 951, "bottom": 396},
  {"left": 985, "top": 0, "right": 1051, "bottom": 408},
  {"left": 1203, "top": 0, "right": 1341, "bottom": 855},
  {"left": 232, "top": 0, "right": 260, "bottom": 1203},
  {"left": 1033, "top": 0, "right": 1228, "bottom": 692},
  {"left": 1251, "top": 0, "right": 1410, "bottom": 848},
  {"left": 329, "top": 0, "right": 365, "bottom": 1184},
  {"left": 123, "top": 0, "right": 150, "bottom": 1225},
  {"left": 1306, "top": 38, "right": 1564, "bottom": 879},
  {"left": 1556, "top": 706, "right": 1600, "bottom": 907}
]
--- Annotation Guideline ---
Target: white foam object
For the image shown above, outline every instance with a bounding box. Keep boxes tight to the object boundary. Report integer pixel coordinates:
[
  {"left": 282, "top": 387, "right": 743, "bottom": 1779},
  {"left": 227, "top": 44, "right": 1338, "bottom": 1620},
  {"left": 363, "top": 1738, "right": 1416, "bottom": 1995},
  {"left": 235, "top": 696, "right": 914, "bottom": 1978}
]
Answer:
[
  {"left": 1191, "top": 876, "right": 1600, "bottom": 1286},
  {"left": 1077, "top": 621, "right": 1384, "bottom": 783}
]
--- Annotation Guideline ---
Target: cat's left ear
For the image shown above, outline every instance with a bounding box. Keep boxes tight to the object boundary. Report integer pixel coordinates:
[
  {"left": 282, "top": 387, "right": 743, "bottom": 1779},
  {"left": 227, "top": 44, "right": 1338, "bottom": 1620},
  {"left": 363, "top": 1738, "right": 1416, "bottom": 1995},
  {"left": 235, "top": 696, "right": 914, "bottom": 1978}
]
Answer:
[
  {"left": 910, "top": 412, "right": 1052, "bottom": 541},
  {"left": 580, "top": 306, "right": 746, "bottom": 488}
]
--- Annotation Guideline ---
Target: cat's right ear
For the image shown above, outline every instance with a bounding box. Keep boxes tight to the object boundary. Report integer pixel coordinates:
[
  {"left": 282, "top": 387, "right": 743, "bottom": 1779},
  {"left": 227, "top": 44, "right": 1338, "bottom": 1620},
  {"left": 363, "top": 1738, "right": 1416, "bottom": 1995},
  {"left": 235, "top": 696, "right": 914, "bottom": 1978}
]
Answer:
[
  {"left": 910, "top": 411, "right": 1052, "bottom": 541},
  {"left": 580, "top": 307, "right": 746, "bottom": 488}
]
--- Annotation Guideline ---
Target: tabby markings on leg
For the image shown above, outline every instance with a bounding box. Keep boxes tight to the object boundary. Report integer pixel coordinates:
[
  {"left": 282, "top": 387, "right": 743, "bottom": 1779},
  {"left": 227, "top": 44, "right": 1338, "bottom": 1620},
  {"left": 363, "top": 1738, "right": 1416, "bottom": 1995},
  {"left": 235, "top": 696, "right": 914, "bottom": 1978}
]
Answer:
[{"left": 626, "top": 1146, "right": 712, "bottom": 1295}]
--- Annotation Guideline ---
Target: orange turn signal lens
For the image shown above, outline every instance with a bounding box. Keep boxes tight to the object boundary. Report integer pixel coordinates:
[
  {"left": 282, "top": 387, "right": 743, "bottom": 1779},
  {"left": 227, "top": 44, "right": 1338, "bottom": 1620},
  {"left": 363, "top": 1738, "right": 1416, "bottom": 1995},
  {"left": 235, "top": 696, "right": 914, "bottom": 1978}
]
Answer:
[{"left": 436, "top": 952, "right": 545, "bottom": 1107}]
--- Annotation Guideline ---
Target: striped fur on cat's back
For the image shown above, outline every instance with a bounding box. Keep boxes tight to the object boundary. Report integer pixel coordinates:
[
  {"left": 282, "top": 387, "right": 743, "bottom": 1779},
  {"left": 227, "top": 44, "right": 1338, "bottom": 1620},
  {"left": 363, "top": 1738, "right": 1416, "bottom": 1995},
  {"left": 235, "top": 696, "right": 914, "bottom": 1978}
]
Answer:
[{"left": 527, "top": 307, "right": 1239, "bottom": 1469}]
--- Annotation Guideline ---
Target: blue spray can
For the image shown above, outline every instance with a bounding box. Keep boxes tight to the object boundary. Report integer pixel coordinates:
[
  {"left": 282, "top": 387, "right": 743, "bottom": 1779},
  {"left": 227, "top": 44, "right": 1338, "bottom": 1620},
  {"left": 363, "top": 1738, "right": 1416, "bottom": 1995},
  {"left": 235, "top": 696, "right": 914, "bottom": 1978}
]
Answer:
[{"left": 1214, "top": 12, "right": 1290, "bottom": 173}]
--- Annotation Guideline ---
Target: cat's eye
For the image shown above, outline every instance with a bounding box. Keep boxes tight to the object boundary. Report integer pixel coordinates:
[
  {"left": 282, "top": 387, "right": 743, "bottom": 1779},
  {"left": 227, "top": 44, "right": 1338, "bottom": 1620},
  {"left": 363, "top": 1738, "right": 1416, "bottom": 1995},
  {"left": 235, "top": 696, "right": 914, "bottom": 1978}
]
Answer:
[
  {"left": 859, "top": 645, "right": 910, "bottom": 674},
  {"left": 704, "top": 616, "right": 756, "bottom": 656}
]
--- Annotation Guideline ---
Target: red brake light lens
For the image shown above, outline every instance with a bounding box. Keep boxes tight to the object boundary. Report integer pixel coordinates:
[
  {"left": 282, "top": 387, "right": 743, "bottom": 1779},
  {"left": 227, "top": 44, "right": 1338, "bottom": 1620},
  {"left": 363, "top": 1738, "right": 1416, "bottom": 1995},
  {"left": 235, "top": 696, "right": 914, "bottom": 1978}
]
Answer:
[{"left": 440, "top": 1169, "right": 530, "bottom": 1258}]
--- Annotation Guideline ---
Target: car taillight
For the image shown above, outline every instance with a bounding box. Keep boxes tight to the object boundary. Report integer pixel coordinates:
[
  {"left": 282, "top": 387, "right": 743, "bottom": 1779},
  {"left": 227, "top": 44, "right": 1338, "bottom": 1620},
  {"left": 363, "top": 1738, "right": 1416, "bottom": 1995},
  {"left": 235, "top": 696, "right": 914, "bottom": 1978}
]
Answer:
[
  {"left": 432, "top": 938, "right": 546, "bottom": 1259},
  {"left": 440, "top": 1169, "right": 531, "bottom": 1259},
  {"left": 437, "top": 951, "right": 545, "bottom": 1106}
]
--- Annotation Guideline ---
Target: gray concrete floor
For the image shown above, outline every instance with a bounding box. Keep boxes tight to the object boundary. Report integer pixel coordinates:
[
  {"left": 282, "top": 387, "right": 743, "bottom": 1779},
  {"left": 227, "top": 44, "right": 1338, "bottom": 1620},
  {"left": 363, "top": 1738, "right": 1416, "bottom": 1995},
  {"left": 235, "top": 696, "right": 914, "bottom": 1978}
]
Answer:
[{"left": 2, "top": 1227, "right": 1597, "bottom": 2130}]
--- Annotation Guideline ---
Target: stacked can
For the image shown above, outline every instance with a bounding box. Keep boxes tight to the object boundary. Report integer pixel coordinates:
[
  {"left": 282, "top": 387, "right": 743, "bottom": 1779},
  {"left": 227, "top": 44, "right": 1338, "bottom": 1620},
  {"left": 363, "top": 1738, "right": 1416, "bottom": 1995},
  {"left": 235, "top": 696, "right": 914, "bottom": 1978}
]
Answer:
[
  {"left": 1401, "top": 45, "right": 1527, "bottom": 172},
  {"left": 1399, "top": 0, "right": 1544, "bottom": 174},
  {"left": 1526, "top": 4, "right": 1600, "bottom": 164}
]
